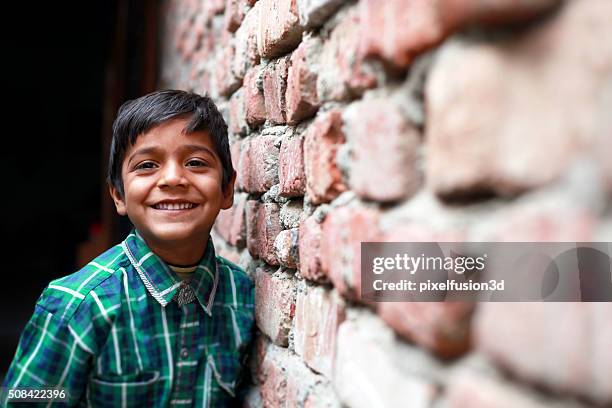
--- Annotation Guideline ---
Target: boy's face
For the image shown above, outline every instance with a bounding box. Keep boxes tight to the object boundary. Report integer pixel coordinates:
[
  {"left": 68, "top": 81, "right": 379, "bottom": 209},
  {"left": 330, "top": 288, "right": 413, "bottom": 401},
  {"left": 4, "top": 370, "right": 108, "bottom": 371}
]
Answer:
[{"left": 109, "top": 117, "right": 234, "bottom": 252}]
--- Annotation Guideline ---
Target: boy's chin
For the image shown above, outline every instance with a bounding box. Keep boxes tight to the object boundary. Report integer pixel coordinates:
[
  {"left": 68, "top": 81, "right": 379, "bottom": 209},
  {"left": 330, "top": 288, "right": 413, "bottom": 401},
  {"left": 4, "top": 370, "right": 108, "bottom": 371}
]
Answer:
[{"left": 141, "top": 227, "right": 209, "bottom": 246}]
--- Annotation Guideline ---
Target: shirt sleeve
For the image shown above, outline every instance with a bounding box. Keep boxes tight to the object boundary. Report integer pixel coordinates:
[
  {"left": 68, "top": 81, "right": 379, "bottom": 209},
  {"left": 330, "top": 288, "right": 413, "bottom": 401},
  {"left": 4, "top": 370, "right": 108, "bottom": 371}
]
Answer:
[{"left": 1, "top": 304, "right": 93, "bottom": 406}]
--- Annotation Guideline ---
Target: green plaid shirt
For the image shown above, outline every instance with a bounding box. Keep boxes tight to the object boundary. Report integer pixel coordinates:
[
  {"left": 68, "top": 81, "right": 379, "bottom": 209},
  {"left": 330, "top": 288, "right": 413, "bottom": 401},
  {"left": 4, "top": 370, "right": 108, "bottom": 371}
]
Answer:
[{"left": 2, "top": 229, "right": 255, "bottom": 407}]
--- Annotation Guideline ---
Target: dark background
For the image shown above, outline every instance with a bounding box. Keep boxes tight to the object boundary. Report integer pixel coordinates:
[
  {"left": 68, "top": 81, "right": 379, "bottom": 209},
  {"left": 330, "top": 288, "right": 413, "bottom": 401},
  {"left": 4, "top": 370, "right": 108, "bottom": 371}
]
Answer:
[{"left": 0, "top": 0, "right": 159, "bottom": 379}]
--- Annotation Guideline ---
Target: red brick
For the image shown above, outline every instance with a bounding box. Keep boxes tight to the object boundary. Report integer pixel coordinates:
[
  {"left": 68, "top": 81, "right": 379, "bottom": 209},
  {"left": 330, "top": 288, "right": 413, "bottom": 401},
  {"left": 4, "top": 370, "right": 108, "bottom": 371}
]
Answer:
[
  {"left": 246, "top": 200, "right": 260, "bottom": 257},
  {"left": 382, "top": 223, "right": 467, "bottom": 243},
  {"left": 255, "top": 269, "right": 296, "bottom": 346},
  {"left": 294, "top": 286, "right": 345, "bottom": 377},
  {"left": 334, "top": 315, "right": 438, "bottom": 407},
  {"left": 259, "top": 344, "right": 340, "bottom": 408},
  {"left": 320, "top": 206, "right": 381, "bottom": 301},
  {"left": 233, "top": 1, "right": 261, "bottom": 80},
  {"left": 224, "top": 0, "right": 246, "bottom": 32},
  {"left": 260, "top": 347, "right": 288, "bottom": 406},
  {"left": 215, "top": 42, "right": 241, "bottom": 97},
  {"left": 285, "top": 355, "right": 340, "bottom": 408},
  {"left": 214, "top": 193, "right": 247, "bottom": 247},
  {"left": 317, "top": 7, "right": 377, "bottom": 102},
  {"left": 263, "top": 56, "right": 290, "bottom": 125},
  {"left": 247, "top": 201, "right": 281, "bottom": 264},
  {"left": 204, "top": 0, "right": 226, "bottom": 17},
  {"left": 359, "top": 0, "right": 444, "bottom": 70},
  {"left": 490, "top": 205, "right": 595, "bottom": 242},
  {"left": 259, "top": 203, "right": 282, "bottom": 265},
  {"left": 257, "top": 0, "right": 304, "bottom": 59},
  {"left": 378, "top": 302, "right": 473, "bottom": 359},
  {"left": 439, "top": 0, "right": 561, "bottom": 30},
  {"left": 475, "top": 303, "right": 612, "bottom": 405},
  {"left": 446, "top": 371, "right": 558, "bottom": 408},
  {"left": 297, "top": 215, "right": 326, "bottom": 283},
  {"left": 278, "top": 135, "right": 306, "bottom": 197},
  {"left": 426, "top": 0, "right": 612, "bottom": 200},
  {"left": 344, "top": 99, "right": 421, "bottom": 202},
  {"left": 303, "top": 111, "right": 347, "bottom": 204},
  {"left": 286, "top": 37, "right": 320, "bottom": 125},
  {"left": 229, "top": 88, "right": 247, "bottom": 135},
  {"left": 244, "top": 67, "right": 266, "bottom": 127},
  {"left": 274, "top": 228, "right": 299, "bottom": 269},
  {"left": 297, "top": 0, "right": 344, "bottom": 28},
  {"left": 240, "top": 135, "right": 279, "bottom": 193}
]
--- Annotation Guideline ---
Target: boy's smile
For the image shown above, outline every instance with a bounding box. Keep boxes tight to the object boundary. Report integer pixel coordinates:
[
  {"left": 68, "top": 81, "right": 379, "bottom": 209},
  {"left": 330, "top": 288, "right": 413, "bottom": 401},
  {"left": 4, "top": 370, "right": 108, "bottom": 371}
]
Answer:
[{"left": 109, "top": 117, "right": 235, "bottom": 265}]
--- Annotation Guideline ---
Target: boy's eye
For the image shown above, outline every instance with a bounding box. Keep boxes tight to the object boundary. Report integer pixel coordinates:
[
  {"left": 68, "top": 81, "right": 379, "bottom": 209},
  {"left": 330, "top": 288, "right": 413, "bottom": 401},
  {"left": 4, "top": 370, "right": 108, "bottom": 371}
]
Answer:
[
  {"left": 134, "top": 161, "right": 157, "bottom": 170},
  {"left": 186, "top": 159, "right": 208, "bottom": 167}
]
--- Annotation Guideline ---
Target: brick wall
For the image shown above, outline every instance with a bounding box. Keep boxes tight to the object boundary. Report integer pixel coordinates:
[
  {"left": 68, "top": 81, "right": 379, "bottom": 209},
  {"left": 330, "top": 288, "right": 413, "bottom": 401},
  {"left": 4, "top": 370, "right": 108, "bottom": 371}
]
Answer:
[{"left": 159, "top": 0, "right": 612, "bottom": 406}]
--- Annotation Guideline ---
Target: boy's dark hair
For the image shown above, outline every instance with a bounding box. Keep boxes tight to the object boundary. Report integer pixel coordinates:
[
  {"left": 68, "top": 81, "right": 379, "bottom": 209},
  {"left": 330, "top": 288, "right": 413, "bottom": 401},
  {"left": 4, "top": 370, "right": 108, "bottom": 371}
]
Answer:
[{"left": 107, "top": 89, "right": 232, "bottom": 198}]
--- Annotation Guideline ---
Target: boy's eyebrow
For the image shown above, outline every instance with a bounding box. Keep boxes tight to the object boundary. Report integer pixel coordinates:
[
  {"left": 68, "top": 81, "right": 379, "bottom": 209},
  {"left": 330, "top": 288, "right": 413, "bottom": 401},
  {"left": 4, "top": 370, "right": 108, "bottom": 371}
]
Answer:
[
  {"left": 183, "top": 144, "right": 218, "bottom": 161},
  {"left": 127, "top": 145, "right": 218, "bottom": 166},
  {"left": 127, "top": 146, "right": 161, "bottom": 166}
]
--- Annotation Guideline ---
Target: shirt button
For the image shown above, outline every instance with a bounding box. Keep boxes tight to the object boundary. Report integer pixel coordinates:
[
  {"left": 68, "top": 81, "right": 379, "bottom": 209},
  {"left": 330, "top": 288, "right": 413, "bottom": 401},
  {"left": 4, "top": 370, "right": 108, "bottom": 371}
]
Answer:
[{"left": 180, "top": 348, "right": 189, "bottom": 359}]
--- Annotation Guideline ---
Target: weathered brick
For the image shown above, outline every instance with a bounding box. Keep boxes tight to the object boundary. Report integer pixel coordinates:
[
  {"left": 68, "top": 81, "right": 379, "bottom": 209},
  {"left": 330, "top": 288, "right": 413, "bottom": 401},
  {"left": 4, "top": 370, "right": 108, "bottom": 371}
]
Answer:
[
  {"left": 230, "top": 141, "right": 243, "bottom": 190},
  {"left": 249, "top": 202, "right": 282, "bottom": 265},
  {"left": 258, "top": 0, "right": 304, "bottom": 58},
  {"left": 334, "top": 313, "right": 438, "bottom": 408},
  {"left": 243, "top": 67, "right": 266, "bottom": 127},
  {"left": 378, "top": 302, "right": 473, "bottom": 359},
  {"left": 286, "top": 36, "right": 321, "bottom": 125},
  {"left": 298, "top": 215, "right": 326, "bottom": 283},
  {"left": 475, "top": 303, "right": 612, "bottom": 405},
  {"left": 285, "top": 354, "right": 341, "bottom": 408},
  {"left": 297, "top": 0, "right": 344, "bottom": 28},
  {"left": 214, "top": 192, "right": 247, "bottom": 247},
  {"left": 294, "top": 286, "right": 345, "bottom": 378},
  {"left": 260, "top": 345, "right": 288, "bottom": 406},
  {"left": 263, "top": 56, "right": 290, "bottom": 124},
  {"left": 280, "top": 200, "right": 303, "bottom": 229},
  {"left": 215, "top": 42, "right": 241, "bottom": 97},
  {"left": 446, "top": 370, "right": 565, "bottom": 408},
  {"left": 233, "top": 1, "right": 261, "bottom": 80},
  {"left": 344, "top": 98, "right": 421, "bottom": 202},
  {"left": 279, "top": 134, "right": 306, "bottom": 197},
  {"left": 229, "top": 88, "right": 247, "bottom": 135},
  {"left": 490, "top": 204, "right": 596, "bottom": 242},
  {"left": 255, "top": 269, "right": 296, "bottom": 346},
  {"left": 259, "top": 344, "right": 341, "bottom": 408},
  {"left": 240, "top": 135, "right": 280, "bottom": 193},
  {"left": 426, "top": 0, "right": 612, "bottom": 200},
  {"left": 359, "top": 0, "right": 444, "bottom": 70},
  {"left": 224, "top": 0, "right": 246, "bottom": 32},
  {"left": 246, "top": 200, "right": 260, "bottom": 257},
  {"left": 320, "top": 206, "right": 380, "bottom": 301},
  {"left": 274, "top": 228, "right": 299, "bottom": 269},
  {"left": 359, "top": 0, "right": 560, "bottom": 71},
  {"left": 303, "top": 111, "right": 347, "bottom": 204},
  {"left": 439, "top": 0, "right": 561, "bottom": 30},
  {"left": 317, "top": 7, "right": 377, "bottom": 102}
]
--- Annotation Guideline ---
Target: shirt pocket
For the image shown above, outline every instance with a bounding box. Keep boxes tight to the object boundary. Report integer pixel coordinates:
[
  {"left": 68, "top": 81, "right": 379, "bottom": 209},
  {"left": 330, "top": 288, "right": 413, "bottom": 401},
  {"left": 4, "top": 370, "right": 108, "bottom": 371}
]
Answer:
[
  {"left": 87, "top": 370, "right": 160, "bottom": 407},
  {"left": 206, "top": 344, "right": 243, "bottom": 398}
]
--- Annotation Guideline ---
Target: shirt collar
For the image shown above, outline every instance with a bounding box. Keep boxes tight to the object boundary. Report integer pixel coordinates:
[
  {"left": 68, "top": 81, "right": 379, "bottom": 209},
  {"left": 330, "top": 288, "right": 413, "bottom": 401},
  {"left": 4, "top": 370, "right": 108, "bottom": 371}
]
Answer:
[{"left": 121, "top": 229, "right": 219, "bottom": 315}]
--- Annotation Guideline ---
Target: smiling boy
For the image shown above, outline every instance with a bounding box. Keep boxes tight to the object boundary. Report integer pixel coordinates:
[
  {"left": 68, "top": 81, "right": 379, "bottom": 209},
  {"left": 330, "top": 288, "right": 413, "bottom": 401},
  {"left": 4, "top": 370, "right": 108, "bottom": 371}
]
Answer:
[{"left": 2, "top": 90, "right": 255, "bottom": 406}]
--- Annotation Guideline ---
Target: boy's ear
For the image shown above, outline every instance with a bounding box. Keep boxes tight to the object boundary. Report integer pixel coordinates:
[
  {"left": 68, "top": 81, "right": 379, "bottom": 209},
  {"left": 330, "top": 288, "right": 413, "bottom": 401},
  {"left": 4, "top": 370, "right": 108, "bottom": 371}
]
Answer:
[
  {"left": 109, "top": 185, "right": 128, "bottom": 216},
  {"left": 221, "top": 171, "right": 236, "bottom": 210}
]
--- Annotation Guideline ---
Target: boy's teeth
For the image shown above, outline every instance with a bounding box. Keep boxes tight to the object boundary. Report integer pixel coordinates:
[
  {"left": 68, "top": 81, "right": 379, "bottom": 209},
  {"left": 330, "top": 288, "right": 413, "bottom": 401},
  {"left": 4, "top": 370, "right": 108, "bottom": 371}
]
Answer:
[{"left": 155, "top": 203, "right": 194, "bottom": 210}]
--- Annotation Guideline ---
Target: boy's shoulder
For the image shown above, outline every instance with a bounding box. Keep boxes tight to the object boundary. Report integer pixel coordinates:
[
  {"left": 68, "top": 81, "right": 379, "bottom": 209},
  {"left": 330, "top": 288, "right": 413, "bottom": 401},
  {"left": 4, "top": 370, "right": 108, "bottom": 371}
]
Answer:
[{"left": 36, "top": 244, "right": 129, "bottom": 322}]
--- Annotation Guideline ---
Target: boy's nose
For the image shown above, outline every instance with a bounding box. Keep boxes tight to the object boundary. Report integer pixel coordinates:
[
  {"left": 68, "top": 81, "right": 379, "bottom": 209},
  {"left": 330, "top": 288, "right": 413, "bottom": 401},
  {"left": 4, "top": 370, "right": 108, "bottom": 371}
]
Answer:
[{"left": 157, "top": 162, "right": 187, "bottom": 188}]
